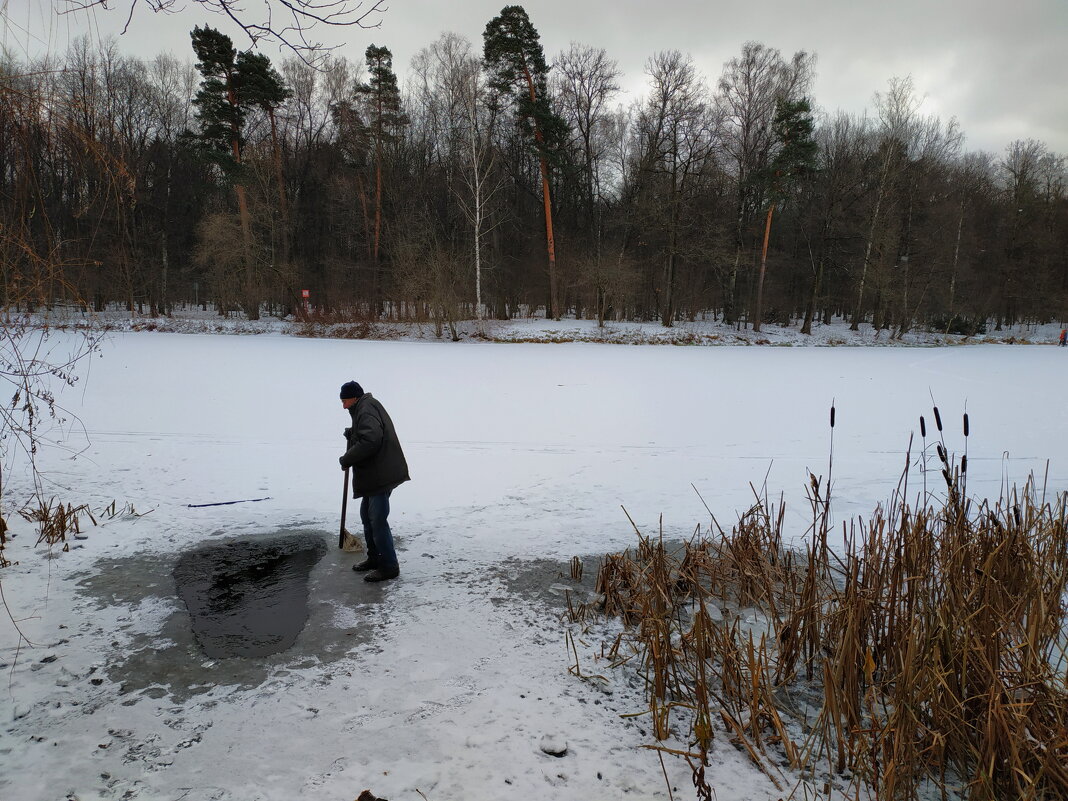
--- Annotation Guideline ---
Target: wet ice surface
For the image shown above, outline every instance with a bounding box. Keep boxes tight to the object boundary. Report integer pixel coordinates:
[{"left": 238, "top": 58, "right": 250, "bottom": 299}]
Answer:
[
  {"left": 72, "top": 528, "right": 382, "bottom": 702},
  {"left": 174, "top": 534, "right": 327, "bottom": 658}
]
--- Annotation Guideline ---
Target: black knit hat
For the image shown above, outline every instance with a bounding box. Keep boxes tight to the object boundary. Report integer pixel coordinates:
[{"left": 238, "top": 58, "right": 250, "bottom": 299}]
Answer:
[{"left": 339, "top": 381, "right": 364, "bottom": 400}]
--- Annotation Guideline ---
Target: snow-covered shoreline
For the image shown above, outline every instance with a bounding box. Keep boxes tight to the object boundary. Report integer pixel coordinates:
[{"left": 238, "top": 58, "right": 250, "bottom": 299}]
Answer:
[{"left": 34, "top": 306, "right": 1067, "bottom": 348}]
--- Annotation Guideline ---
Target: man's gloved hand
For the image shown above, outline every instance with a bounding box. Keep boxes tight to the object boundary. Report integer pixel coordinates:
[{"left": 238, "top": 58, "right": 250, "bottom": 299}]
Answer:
[
  {"left": 340, "top": 457, "right": 347, "bottom": 469},
  {"left": 343, "top": 427, "right": 351, "bottom": 439}
]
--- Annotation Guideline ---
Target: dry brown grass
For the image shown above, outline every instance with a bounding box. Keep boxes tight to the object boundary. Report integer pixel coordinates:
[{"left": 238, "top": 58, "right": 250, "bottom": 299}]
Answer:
[
  {"left": 587, "top": 413, "right": 1068, "bottom": 801},
  {"left": 18, "top": 498, "right": 95, "bottom": 550}
]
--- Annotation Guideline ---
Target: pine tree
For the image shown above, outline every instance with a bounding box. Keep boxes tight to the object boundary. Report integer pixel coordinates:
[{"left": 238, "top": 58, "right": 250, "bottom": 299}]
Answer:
[
  {"left": 190, "top": 27, "right": 288, "bottom": 319},
  {"left": 483, "top": 5, "right": 568, "bottom": 319},
  {"left": 239, "top": 51, "right": 293, "bottom": 266},
  {"left": 753, "top": 96, "right": 817, "bottom": 331},
  {"left": 191, "top": 29, "right": 242, "bottom": 168},
  {"left": 356, "top": 44, "right": 408, "bottom": 281}
]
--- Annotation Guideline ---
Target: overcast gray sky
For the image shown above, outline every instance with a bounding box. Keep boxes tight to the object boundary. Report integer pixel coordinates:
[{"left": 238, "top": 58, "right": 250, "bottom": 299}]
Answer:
[{"left": 4, "top": 0, "right": 1067, "bottom": 155}]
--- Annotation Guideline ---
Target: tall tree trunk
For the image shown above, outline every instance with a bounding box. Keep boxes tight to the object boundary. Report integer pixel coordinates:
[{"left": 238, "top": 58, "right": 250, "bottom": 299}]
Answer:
[
  {"left": 228, "top": 86, "right": 257, "bottom": 320},
  {"left": 235, "top": 182, "right": 257, "bottom": 319},
  {"left": 801, "top": 256, "right": 824, "bottom": 335},
  {"left": 268, "top": 109, "right": 289, "bottom": 266},
  {"left": 661, "top": 154, "right": 679, "bottom": 328},
  {"left": 851, "top": 148, "right": 893, "bottom": 331},
  {"left": 474, "top": 192, "right": 484, "bottom": 322},
  {"left": 852, "top": 191, "right": 882, "bottom": 331},
  {"left": 538, "top": 153, "right": 558, "bottom": 319},
  {"left": 662, "top": 247, "right": 676, "bottom": 327},
  {"left": 159, "top": 228, "right": 169, "bottom": 316},
  {"left": 895, "top": 176, "right": 916, "bottom": 337},
  {"left": 373, "top": 159, "right": 382, "bottom": 264},
  {"left": 371, "top": 85, "right": 384, "bottom": 318},
  {"left": 521, "top": 65, "right": 559, "bottom": 320},
  {"left": 469, "top": 117, "right": 485, "bottom": 323},
  {"left": 726, "top": 195, "right": 746, "bottom": 326},
  {"left": 160, "top": 157, "right": 172, "bottom": 316},
  {"left": 753, "top": 203, "right": 775, "bottom": 333},
  {"left": 948, "top": 196, "right": 965, "bottom": 310},
  {"left": 583, "top": 129, "right": 599, "bottom": 262},
  {"left": 356, "top": 175, "right": 373, "bottom": 263},
  {"left": 373, "top": 159, "right": 383, "bottom": 314},
  {"left": 800, "top": 221, "right": 825, "bottom": 335}
]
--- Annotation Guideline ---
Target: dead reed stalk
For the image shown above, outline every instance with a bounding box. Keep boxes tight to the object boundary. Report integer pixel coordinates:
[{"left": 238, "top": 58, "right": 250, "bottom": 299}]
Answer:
[
  {"left": 19, "top": 497, "right": 95, "bottom": 549},
  {"left": 586, "top": 418, "right": 1068, "bottom": 801}
]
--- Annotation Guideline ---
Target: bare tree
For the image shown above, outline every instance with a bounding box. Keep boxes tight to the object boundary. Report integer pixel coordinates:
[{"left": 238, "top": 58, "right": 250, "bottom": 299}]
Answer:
[
  {"left": 0, "top": 51, "right": 108, "bottom": 573},
  {"left": 997, "top": 138, "right": 1052, "bottom": 327},
  {"left": 391, "top": 212, "right": 467, "bottom": 340},
  {"left": 61, "top": 0, "right": 386, "bottom": 64},
  {"left": 553, "top": 44, "right": 621, "bottom": 258},
  {"left": 717, "top": 41, "right": 813, "bottom": 324},
  {"left": 146, "top": 54, "right": 199, "bottom": 314},
  {"left": 850, "top": 76, "right": 918, "bottom": 330},
  {"left": 636, "top": 50, "right": 715, "bottom": 326},
  {"left": 943, "top": 151, "right": 994, "bottom": 316},
  {"left": 412, "top": 33, "right": 507, "bottom": 324},
  {"left": 799, "top": 112, "right": 869, "bottom": 334},
  {"left": 890, "top": 112, "right": 961, "bottom": 336},
  {"left": 850, "top": 77, "right": 961, "bottom": 332},
  {"left": 282, "top": 55, "right": 357, "bottom": 157}
]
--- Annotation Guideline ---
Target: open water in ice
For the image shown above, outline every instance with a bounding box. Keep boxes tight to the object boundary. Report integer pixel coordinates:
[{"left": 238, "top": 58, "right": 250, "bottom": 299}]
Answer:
[{"left": 173, "top": 534, "right": 327, "bottom": 658}]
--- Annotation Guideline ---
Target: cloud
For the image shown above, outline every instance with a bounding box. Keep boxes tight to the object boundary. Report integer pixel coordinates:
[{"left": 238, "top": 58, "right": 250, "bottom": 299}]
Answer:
[{"left": 5, "top": 0, "right": 1066, "bottom": 154}]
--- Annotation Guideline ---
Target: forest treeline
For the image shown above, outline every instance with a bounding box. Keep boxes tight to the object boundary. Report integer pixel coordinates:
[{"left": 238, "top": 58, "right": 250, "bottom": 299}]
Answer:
[{"left": 1, "top": 5, "right": 1065, "bottom": 334}]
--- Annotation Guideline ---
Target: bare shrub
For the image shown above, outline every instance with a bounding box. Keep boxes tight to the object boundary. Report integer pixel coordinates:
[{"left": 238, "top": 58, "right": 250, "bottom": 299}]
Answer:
[
  {"left": 195, "top": 212, "right": 252, "bottom": 315},
  {"left": 572, "top": 248, "right": 639, "bottom": 326},
  {"left": 391, "top": 216, "right": 468, "bottom": 341}
]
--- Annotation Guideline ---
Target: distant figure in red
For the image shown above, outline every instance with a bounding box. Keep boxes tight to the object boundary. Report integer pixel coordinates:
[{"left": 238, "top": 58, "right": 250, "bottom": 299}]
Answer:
[{"left": 1060, "top": 329, "right": 1067, "bottom": 347}]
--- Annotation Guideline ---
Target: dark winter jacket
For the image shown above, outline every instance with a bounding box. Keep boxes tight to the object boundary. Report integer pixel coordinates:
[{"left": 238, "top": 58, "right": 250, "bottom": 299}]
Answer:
[{"left": 340, "top": 393, "right": 410, "bottom": 498}]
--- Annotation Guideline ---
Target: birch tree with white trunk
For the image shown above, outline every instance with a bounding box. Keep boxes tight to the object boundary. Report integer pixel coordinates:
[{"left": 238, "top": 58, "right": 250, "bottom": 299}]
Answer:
[{"left": 413, "top": 33, "right": 505, "bottom": 324}]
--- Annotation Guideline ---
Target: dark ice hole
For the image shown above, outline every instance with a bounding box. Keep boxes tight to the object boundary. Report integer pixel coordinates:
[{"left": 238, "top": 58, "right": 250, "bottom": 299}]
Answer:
[{"left": 174, "top": 534, "right": 327, "bottom": 658}]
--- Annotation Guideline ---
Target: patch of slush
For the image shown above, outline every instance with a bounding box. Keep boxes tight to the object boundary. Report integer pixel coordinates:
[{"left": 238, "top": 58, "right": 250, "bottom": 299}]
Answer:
[{"left": 73, "top": 529, "right": 381, "bottom": 703}]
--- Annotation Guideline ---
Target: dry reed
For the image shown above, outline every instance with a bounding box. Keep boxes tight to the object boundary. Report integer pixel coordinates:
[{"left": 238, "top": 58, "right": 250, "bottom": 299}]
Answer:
[
  {"left": 585, "top": 412, "right": 1068, "bottom": 801},
  {"left": 19, "top": 497, "right": 95, "bottom": 550}
]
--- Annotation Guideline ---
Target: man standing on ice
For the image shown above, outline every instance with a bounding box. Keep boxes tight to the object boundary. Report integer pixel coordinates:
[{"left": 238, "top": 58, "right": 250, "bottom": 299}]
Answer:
[{"left": 339, "top": 381, "right": 410, "bottom": 582}]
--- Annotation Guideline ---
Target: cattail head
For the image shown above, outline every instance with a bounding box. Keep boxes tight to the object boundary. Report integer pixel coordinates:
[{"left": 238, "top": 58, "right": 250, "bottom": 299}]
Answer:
[
  {"left": 934, "top": 406, "right": 943, "bottom": 432},
  {"left": 937, "top": 443, "right": 947, "bottom": 464},
  {"left": 961, "top": 454, "right": 967, "bottom": 474},
  {"left": 963, "top": 413, "right": 969, "bottom": 437},
  {"left": 920, "top": 416, "right": 926, "bottom": 438},
  {"left": 830, "top": 405, "right": 836, "bottom": 428}
]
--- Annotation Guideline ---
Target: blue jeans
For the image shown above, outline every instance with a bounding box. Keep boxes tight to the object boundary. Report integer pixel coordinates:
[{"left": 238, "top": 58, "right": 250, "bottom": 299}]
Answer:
[{"left": 360, "top": 491, "right": 397, "bottom": 569}]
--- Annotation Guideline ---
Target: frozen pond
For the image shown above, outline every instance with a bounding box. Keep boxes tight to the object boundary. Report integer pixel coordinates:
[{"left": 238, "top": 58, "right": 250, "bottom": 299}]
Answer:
[
  {"left": 39, "top": 334, "right": 1068, "bottom": 555},
  {"left": 2, "top": 332, "right": 1066, "bottom": 801}
]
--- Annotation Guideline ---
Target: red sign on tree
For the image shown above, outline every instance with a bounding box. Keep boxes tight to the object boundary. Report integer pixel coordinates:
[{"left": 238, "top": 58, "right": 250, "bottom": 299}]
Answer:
[{"left": 301, "top": 289, "right": 310, "bottom": 298}]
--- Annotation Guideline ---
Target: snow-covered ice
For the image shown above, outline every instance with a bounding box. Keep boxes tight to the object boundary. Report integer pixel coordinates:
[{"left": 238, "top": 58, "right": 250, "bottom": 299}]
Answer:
[{"left": 1, "top": 324, "right": 1066, "bottom": 800}]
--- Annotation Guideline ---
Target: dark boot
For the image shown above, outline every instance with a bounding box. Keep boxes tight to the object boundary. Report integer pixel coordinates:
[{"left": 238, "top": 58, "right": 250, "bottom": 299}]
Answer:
[
  {"left": 363, "top": 566, "right": 399, "bottom": 583},
  {"left": 352, "top": 558, "right": 378, "bottom": 572}
]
